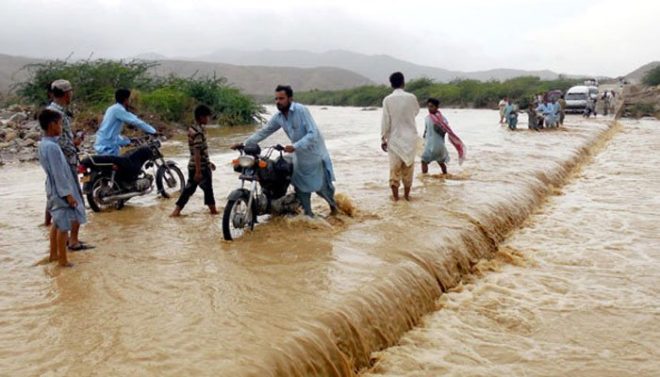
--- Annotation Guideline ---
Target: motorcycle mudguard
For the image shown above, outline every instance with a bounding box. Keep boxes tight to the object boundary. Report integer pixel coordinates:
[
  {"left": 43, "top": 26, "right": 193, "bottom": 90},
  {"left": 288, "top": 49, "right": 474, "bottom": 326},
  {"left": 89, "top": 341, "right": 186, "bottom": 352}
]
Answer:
[
  {"left": 82, "top": 173, "right": 101, "bottom": 193},
  {"left": 227, "top": 188, "right": 250, "bottom": 201}
]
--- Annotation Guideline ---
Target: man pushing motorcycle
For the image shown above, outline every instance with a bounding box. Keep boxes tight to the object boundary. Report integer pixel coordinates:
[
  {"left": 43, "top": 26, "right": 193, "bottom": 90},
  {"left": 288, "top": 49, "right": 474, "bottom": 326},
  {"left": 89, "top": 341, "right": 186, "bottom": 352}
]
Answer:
[
  {"left": 232, "top": 85, "right": 338, "bottom": 217},
  {"left": 94, "top": 89, "right": 157, "bottom": 156}
]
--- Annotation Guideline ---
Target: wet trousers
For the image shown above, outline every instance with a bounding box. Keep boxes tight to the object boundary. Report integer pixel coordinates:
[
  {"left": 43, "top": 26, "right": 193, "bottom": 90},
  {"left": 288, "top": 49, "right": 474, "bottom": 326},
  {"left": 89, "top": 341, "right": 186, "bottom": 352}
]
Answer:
[{"left": 176, "top": 167, "right": 215, "bottom": 209}]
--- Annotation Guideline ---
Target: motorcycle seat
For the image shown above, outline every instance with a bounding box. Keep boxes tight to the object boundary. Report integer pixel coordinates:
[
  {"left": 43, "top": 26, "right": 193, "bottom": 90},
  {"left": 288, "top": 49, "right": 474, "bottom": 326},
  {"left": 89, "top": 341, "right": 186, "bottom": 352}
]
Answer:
[{"left": 81, "top": 146, "right": 153, "bottom": 179}]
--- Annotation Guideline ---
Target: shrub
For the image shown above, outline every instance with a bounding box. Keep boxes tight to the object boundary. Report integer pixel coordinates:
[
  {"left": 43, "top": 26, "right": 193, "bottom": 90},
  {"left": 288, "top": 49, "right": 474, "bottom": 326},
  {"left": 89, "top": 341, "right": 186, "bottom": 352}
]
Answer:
[
  {"left": 296, "top": 76, "right": 582, "bottom": 108},
  {"left": 13, "top": 59, "right": 263, "bottom": 127},
  {"left": 642, "top": 66, "right": 660, "bottom": 86},
  {"left": 139, "top": 87, "right": 193, "bottom": 123}
]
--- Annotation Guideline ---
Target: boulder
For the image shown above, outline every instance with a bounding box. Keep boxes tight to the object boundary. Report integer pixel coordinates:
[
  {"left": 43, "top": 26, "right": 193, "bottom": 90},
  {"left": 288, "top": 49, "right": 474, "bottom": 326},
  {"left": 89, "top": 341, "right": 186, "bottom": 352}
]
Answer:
[
  {"left": 18, "top": 150, "right": 37, "bottom": 162},
  {"left": 21, "top": 138, "right": 36, "bottom": 148},
  {"left": 7, "top": 104, "right": 23, "bottom": 112},
  {"left": 26, "top": 131, "right": 42, "bottom": 141},
  {"left": 9, "top": 112, "right": 28, "bottom": 124},
  {"left": 4, "top": 129, "right": 17, "bottom": 142}
]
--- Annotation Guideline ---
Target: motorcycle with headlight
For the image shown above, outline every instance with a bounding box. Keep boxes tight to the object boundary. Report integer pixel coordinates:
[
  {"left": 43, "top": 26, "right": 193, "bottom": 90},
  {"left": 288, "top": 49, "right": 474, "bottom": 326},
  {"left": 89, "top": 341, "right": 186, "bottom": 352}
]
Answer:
[{"left": 223, "top": 143, "right": 300, "bottom": 240}]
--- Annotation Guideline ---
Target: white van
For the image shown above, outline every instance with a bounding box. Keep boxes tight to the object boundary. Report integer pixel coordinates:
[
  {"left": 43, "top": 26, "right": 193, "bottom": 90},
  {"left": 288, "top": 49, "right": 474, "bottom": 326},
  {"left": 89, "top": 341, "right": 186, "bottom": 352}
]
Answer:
[{"left": 565, "top": 86, "right": 597, "bottom": 113}]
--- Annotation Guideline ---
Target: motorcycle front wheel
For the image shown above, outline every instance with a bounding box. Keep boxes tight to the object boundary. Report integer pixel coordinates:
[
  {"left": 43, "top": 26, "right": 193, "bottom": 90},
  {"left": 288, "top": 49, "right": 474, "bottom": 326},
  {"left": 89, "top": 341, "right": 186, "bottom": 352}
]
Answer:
[
  {"left": 156, "top": 162, "right": 185, "bottom": 199},
  {"left": 222, "top": 196, "right": 255, "bottom": 241}
]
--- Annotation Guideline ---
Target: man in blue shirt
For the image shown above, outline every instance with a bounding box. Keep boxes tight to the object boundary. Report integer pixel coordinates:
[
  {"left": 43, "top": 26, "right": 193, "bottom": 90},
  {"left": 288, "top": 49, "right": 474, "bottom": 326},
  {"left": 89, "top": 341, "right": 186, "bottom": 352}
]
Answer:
[
  {"left": 94, "top": 89, "right": 157, "bottom": 156},
  {"left": 235, "top": 85, "right": 337, "bottom": 217}
]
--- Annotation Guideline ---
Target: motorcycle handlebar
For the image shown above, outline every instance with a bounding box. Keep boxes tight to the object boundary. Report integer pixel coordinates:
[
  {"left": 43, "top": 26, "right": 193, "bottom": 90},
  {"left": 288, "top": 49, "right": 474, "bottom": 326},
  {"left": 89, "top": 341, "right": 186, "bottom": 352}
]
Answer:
[{"left": 231, "top": 144, "right": 284, "bottom": 152}]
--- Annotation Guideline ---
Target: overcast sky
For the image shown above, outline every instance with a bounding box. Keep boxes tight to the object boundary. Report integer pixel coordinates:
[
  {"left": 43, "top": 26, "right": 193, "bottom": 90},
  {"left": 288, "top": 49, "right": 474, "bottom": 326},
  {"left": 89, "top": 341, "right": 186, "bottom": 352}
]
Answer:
[{"left": 1, "top": 0, "right": 658, "bottom": 76}]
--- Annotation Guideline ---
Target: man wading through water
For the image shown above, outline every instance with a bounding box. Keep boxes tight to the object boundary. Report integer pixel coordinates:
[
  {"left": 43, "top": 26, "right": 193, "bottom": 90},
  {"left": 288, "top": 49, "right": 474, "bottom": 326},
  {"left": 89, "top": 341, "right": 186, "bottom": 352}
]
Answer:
[
  {"left": 233, "top": 85, "right": 338, "bottom": 217},
  {"left": 381, "top": 72, "right": 420, "bottom": 201}
]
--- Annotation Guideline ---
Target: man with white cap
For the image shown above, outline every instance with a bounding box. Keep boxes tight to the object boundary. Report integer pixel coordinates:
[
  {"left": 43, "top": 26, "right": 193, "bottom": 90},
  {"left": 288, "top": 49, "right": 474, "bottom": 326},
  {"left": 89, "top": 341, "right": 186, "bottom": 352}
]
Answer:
[{"left": 46, "top": 79, "right": 91, "bottom": 251}]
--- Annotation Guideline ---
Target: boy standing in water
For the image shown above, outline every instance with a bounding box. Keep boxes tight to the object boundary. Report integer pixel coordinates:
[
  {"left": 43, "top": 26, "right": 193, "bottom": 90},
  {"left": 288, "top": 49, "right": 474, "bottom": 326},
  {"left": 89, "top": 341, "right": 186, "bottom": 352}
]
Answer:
[
  {"left": 171, "top": 105, "right": 218, "bottom": 217},
  {"left": 37, "top": 109, "right": 87, "bottom": 267}
]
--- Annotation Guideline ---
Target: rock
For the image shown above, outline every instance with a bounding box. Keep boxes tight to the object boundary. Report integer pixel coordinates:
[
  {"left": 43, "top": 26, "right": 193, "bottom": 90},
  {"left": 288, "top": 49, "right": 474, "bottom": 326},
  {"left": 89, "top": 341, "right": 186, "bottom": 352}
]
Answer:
[
  {"left": 19, "top": 120, "right": 37, "bottom": 130},
  {"left": 18, "top": 150, "right": 37, "bottom": 162},
  {"left": 9, "top": 112, "right": 28, "bottom": 124},
  {"left": 4, "top": 129, "right": 17, "bottom": 142},
  {"left": 21, "top": 138, "right": 36, "bottom": 148},
  {"left": 8, "top": 104, "right": 22, "bottom": 112},
  {"left": 25, "top": 120, "right": 40, "bottom": 131},
  {"left": 5, "top": 120, "right": 19, "bottom": 129},
  {"left": 26, "top": 131, "right": 41, "bottom": 141}
]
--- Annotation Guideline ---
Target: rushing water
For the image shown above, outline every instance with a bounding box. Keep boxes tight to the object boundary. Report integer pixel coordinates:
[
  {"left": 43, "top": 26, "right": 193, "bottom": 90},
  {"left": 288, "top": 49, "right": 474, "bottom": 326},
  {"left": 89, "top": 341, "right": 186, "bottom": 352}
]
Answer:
[
  {"left": 364, "top": 118, "right": 660, "bottom": 377},
  {"left": 0, "top": 106, "right": 626, "bottom": 376}
]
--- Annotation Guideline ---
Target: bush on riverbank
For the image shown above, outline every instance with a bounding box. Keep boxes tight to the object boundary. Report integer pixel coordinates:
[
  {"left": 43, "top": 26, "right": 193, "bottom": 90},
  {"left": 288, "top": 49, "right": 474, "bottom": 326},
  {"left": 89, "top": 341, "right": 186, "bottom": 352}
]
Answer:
[
  {"left": 642, "top": 66, "right": 660, "bottom": 86},
  {"left": 12, "top": 59, "right": 264, "bottom": 127},
  {"left": 295, "top": 76, "right": 583, "bottom": 108}
]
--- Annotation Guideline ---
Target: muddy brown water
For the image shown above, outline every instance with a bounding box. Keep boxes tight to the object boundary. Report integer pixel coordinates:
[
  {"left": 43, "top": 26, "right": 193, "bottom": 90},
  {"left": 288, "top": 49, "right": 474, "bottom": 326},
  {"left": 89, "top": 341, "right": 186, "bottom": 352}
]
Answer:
[
  {"left": 364, "top": 118, "right": 660, "bottom": 377},
  {"left": 0, "top": 107, "right": 632, "bottom": 376}
]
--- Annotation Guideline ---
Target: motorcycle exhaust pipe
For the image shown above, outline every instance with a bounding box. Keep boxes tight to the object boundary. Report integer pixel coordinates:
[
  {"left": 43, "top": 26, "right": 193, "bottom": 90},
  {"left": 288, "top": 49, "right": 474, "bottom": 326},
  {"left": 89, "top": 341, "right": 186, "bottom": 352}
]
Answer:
[{"left": 104, "top": 186, "right": 153, "bottom": 202}]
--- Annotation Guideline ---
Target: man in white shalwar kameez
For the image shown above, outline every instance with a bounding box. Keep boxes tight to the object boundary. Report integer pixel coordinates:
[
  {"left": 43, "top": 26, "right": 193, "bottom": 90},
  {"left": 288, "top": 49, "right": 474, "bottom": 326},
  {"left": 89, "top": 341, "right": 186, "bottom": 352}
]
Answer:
[{"left": 381, "top": 72, "right": 420, "bottom": 201}]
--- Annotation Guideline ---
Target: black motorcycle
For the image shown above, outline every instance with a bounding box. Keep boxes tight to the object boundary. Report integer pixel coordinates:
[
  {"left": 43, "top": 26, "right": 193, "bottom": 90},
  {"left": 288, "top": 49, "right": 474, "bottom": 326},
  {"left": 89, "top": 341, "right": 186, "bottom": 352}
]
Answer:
[
  {"left": 222, "top": 143, "right": 300, "bottom": 240},
  {"left": 79, "top": 136, "right": 185, "bottom": 212}
]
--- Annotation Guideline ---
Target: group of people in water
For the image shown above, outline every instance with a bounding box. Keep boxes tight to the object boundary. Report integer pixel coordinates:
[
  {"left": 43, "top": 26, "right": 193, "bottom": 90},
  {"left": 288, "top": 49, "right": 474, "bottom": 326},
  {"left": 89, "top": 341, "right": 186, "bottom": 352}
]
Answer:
[
  {"left": 36, "top": 71, "right": 465, "bottom": 267},
  {"left": 498, "top": 88, "right": 618, "bottom": 131},
  {"left": 498, "top": 94, "right": 565, "bottom": 131},
  {"left": 39, "top": 80, "right": 162, "bottom": 266}
]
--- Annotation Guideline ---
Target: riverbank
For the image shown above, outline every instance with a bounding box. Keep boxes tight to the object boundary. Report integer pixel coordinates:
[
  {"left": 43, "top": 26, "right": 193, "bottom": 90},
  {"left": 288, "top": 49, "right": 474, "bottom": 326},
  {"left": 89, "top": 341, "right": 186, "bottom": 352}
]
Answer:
[{"left": 0, "top": 104, "right": 181, "bottom": 164}]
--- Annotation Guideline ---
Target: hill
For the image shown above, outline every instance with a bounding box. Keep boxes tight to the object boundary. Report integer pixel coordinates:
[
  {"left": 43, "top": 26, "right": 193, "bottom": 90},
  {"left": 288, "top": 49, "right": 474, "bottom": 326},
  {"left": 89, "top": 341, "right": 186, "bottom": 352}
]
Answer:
[
  {"left": 624, "top": 61, "right": 660, "bottom": 83},
  {"left": 199, "top": 49, "right": 566, "bottom": 83},
  {"left": 0, "top": 54, "right": 44, "bottom": 96},
  {"left": 0, "top": 54, "right": 373, "bottom": 96}
]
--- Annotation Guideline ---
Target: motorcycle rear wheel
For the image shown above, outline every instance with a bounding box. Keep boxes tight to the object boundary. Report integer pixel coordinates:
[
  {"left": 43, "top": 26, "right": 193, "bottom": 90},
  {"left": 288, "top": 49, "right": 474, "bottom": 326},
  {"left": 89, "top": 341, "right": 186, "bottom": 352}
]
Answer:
[
  {"left": 87, "top": 177, "right": 120, "bottom": 212},
  {"left": 222, "top": 196, "right": 254, "bottom": 241}
]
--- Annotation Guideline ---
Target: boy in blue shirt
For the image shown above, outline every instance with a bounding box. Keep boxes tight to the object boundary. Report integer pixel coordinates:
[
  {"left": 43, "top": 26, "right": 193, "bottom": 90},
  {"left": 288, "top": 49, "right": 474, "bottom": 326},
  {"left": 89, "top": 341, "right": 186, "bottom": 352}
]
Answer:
[{"left": 37, "top": 109, "right": 87, "bottom": 267}]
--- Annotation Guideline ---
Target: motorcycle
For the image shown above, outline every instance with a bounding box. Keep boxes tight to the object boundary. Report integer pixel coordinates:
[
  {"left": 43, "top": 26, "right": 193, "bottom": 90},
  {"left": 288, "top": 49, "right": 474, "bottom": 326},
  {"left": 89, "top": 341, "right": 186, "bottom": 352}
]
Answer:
[
  {"left": 79, "top": 135, "right": 185, "bottom": 212},
  {"left": 222, "top": 143, "right": 300, "bottom": 240}
]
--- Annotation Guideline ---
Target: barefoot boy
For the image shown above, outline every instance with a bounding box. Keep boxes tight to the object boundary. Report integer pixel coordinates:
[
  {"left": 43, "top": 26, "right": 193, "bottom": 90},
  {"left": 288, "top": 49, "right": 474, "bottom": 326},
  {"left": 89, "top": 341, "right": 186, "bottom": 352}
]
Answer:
[
  {"left": 37, "top": 109, "right": 87, "bottom": 267},
  {"left": 171, "top": 105, "right": 218, "bottom": 217}
]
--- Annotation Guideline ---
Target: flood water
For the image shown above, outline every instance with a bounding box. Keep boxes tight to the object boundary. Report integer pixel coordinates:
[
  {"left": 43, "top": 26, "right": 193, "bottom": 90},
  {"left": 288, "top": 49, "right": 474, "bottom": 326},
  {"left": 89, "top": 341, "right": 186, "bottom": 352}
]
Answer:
[
  {"left": 0, "top": 106, "right": 647, "bottom": 376},
  {"left": 365, "top": 118, "right": 660, "bottom": 377}
]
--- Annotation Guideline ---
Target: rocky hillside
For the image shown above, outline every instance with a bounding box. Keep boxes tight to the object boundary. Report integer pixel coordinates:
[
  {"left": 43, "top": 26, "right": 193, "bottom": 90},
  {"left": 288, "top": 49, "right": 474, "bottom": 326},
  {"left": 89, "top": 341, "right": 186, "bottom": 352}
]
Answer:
[
  {"left": 617, "top": 84, "right": 660, "bottom": 119},
  {"left": 0, "top": 106, "right": 45, "bottom": 164},
  {"left": 624, "top": 61, "right": 660, "bottom": 84}
]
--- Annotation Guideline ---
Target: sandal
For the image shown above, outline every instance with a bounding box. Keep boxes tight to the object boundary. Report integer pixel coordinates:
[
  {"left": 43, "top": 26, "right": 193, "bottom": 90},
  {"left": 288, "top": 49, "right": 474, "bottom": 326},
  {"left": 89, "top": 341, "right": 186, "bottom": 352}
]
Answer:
[{"left": 68, "top": 242, "right": 95, "bottom": 251}]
